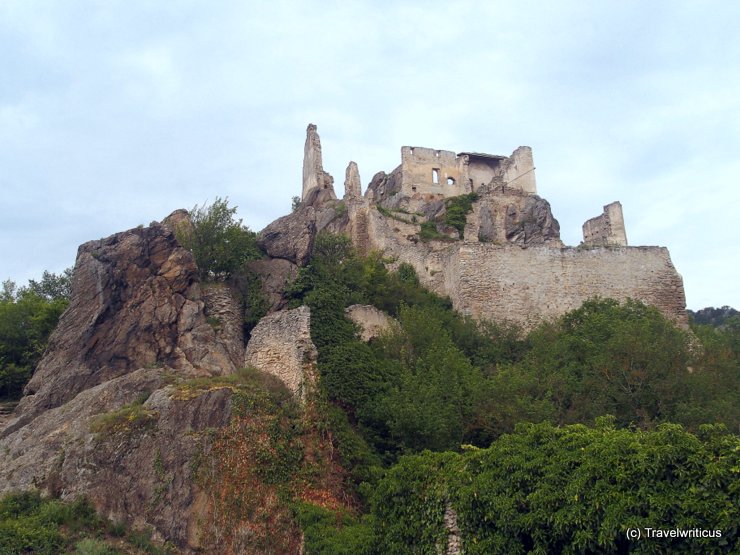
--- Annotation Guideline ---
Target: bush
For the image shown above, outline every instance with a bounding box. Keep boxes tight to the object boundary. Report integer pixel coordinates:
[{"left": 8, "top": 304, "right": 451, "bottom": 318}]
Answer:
[
  {"left": 175, "top": 197, "right": 262, "bottom": 280},
  {"left": 371, "top": 422, "right": 739, "bottom": 554},
  {"left": 0, "top": 287, "right": 69, "bottom": 399}
]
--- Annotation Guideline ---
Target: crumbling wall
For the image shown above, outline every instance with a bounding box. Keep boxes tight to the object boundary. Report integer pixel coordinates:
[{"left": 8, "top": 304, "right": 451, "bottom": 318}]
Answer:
[
  {"left": 400, "top": 147, "right": 469, "bottom": 198},
  {"left": 345, "top": 304, "right": 395, "bottom": 342},
  {"left": 446, "top": 244, "right": 686, "bottom": 329},
  {"left": 363, "top": 209, "right": 687, "bottom": 330},
  {"left": 202, "top": 283, "right": 244, "bottom": 367},
  {"left": 582, "top": 201, "right": 628, "bottom": 246},
  {"left": 499, "top": 146, "right": 537, "bottom": 194},
  {"left": 244, "top": 306, "right": 318, "bottom": 400}
]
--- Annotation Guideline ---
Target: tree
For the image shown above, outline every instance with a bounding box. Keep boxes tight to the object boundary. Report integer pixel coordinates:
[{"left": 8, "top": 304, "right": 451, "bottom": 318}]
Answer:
[{"left": 175, "top": 197, "right": 262, "bottom": 281}]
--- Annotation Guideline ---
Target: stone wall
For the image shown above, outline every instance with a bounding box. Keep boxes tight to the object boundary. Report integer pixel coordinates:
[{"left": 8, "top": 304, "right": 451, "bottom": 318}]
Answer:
[
  {"left": 363, "top": 208, "right": 687, "bottom": 330},
  {"left": 446, "top": 244, "right": 687, "bottom": 329},
  {"left": 244, "top": 306, "right": 318, "bottom": 400},
  {"left": 499, "top": 146, "right": 537, "bottom": 194},
  {"left": 400, "top": 146, "right": 469, "bottom": 198},
  {"left": 582, "top": 201, "right": 628, "bottom": 246},
  {"left": 202, "top": 283, "right": 244, "bottom": 367}
]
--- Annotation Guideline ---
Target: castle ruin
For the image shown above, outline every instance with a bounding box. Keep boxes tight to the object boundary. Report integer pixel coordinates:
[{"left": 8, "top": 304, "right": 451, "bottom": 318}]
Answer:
[{"left": 291, "top": 124, "right": 687, "bottom": 329}]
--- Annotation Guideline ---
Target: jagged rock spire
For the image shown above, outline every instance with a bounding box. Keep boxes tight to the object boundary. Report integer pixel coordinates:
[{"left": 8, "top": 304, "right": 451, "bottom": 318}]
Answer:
[{"left": 344, "top": 161, "right": 361, "bottom": 199}]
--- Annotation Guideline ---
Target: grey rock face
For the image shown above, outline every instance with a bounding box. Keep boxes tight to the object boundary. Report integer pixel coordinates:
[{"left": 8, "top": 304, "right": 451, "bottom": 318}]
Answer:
[
  {"left": 257, "top": 206, "right": 317, "bottom": 266},
  {"left": 0, "top": 368, "right": 233, "bottom": 551},
  {"left": 344, "top": 161, "right": 362, "bottom": 199},
  {"left": 504, "top": 195, "right": 561, "bottom": 245},
  {"left": 246, "top": 258, "right": 299, "bottom": 312},
  {"left": 6, "top": 223, "right": 234, "bottom": 435}
]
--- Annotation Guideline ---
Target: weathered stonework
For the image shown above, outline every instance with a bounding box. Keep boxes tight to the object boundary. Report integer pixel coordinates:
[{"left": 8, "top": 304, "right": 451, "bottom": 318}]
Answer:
[
  {"left": 359, "top": 201, "right": 687, "bottom": 329},
  {"left": 582, "top": 201, "right": 628, "bottom": 246},
  {"left": 398, "top": 145, "right": 536, "bottom": 202},
  {"left": 244, "top": 306, "right": 318, "bottom": 400},
  {"left": 202, "top": 283, "right": 244, "bottom": 367}
]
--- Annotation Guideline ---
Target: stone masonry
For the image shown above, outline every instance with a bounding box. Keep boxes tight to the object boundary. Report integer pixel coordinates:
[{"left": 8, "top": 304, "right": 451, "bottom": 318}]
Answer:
[
  {"left": 582, "top": 201, "right": 628, "bottom": 246},
  {"left": 244, "top": 306, "right": 318, "bottom": 401}
]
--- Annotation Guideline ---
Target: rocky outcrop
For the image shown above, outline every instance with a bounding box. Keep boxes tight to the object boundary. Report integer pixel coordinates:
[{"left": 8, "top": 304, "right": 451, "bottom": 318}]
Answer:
[
  {"left": 244, "top": 306, "right": 318, "bottom": 400},
  {"left": 365, "top": 167, "right": 403, "bottom": 209},
  {"left": 257, "top": 207, "right": 317, "bottom": 266},
  {"left": 0, "top": 367, "right": 233, "bottom": 550},
  {"left": 161, "top": 208, "right": 192, "bottom": 236},
  {"left": 302, "top": 123, "right": 336, "bottom": 203},
  {"left": 345, "top": 305, "right": 396, "bottom": 342},
  {"left": 471, "top": 189, "right": 561, "bottom": 246},
  {"left": 5, "top": 223, "right": 234, "bottom": 435},
  {"left": 344, "top": 161, "right": 362, "bottom": 199},
  {"left": 246, "top": 258, "right": 298, "bottom": 312}
]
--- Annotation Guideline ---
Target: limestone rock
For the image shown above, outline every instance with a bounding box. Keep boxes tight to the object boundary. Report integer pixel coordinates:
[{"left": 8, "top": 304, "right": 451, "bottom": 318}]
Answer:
[
  {"left": 344, "top": 161, "right": 362, "bottom": 199},
  {"left": 477, "top": 205, "right": 495, "bottom": 242},
  {"left": 246, "top": 258, "right": 299, "bottom": 312},
  {"left": 257, "top": 206, "right": 317, "bottom": 266},
  {"left": 6, "top": 223, "right": 234, "bottom": 435},
  {"left": 244, "top": 306, "right": 317, "bottom": 400},
  {"left": 345, "top": 305, "right": 396, "bottom": 342}
]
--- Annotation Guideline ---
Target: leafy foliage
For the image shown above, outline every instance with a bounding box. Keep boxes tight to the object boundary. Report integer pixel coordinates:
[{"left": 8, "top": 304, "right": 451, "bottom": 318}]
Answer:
[
  {"left": 443, "top": 192, "right": 478, "bottom": 238},
  {"left": 370, "top": 422, "right": 739, "bottom": 554},
  {"left": 175, "top": 197, "right": 262, "bottom": 280},
  {"left": 0, "top": 272, "right": 72, "bottom": 400}
]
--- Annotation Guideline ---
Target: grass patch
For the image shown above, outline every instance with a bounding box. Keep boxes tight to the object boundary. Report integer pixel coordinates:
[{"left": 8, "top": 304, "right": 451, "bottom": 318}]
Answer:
[
  {"left": 376, "top": 205, "right": 415, "bottom": 224},
  {"left": 90, "top": 398, "right": 158, "bottom": 435},
  {"left": 419, "top": 221, "right": 455, "bottom": 242}
]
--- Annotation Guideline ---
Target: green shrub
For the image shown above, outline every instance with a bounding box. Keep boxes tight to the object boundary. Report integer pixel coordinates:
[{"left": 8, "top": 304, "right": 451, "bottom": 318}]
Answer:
[
  {"left": 175, "top": 197, "right": 262, "bottom": 280},
  {"left": 443, "top": 192, "right": 478, "bottom": 238},
  {"left": 295, "top": 502, "right": 374, "bottom": 555},
  {"left": 371, "top": 422, "right": 739, "bottom": 554}
]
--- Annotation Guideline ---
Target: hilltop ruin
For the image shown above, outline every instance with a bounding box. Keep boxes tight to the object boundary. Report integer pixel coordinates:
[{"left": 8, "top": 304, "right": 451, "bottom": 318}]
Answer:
[{"left": 289, "top": 123, "right": 686, "bottom": 329}]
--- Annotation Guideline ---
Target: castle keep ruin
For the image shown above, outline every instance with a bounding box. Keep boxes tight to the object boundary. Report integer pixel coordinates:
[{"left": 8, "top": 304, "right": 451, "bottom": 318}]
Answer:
[{"left": 293, "top": 124, "right": 687, "bottom": 329}]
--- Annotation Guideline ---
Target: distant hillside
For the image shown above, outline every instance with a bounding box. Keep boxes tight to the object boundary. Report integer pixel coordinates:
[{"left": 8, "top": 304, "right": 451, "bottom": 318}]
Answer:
[{"left": 688, "top": 305, "right": 739, "bottom": 327}]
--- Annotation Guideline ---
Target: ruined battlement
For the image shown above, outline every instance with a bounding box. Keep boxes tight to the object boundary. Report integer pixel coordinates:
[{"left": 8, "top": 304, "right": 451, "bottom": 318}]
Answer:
[{"left": 582, "top": 201, "right": 628, "bottom": 247}]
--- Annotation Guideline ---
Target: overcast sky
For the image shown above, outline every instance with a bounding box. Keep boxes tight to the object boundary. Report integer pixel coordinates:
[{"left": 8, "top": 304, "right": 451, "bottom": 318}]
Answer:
[{"left": 1, "top": 0, "right": 738, "bottom": 310}]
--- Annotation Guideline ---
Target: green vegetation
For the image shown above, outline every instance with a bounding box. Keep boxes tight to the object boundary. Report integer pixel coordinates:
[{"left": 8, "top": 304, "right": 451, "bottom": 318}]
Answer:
[
  {"left": 3, "top": 225, "right": 739, "bottom": 552},
  {"left": 280, "top": 232, "right": 739, "bottom": 552},
  {"left": 417, "top": 193, "right": 479, "bottom": 241},
  {"left": 370, "top": 421, "right": 738, "bottom": 554},
  {"left": 174, "top": 196, "right": 262, "bottom": 280},
  {"left": 0, "top": 270, "right": 71, "bottom": 400},
  {"left": 689, "top": 305, "right": 740, "bottom": 327},
  {"left": 443, "top": 192, "right": 478, "bottom": 238},
  {"left": 89, "top": 394, "right": 158, "bottom": 436},
  {"left": 0, "top": 491, "right": 171, "bottom": 554}
]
